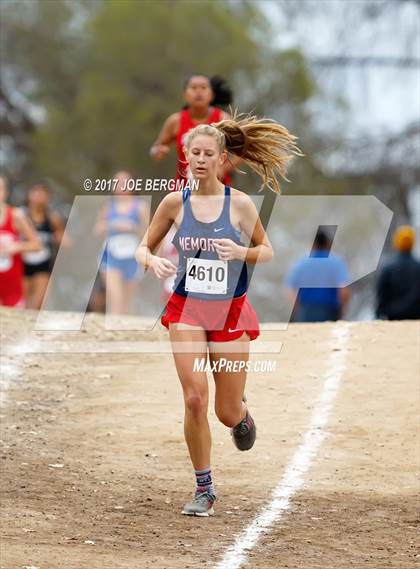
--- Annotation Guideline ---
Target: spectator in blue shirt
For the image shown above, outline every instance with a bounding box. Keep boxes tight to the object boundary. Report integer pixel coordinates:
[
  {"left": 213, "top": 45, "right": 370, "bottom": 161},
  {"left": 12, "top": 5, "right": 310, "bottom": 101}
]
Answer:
[{"left": 284, "top": 229, "right": 351, "bottom": 322}]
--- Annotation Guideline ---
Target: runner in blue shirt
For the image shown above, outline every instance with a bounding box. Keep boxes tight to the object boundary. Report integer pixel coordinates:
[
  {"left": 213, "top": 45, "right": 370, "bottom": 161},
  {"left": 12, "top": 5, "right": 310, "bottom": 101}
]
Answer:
[{"left": 94, "top": 171, "right": 149, "bottom": 314}]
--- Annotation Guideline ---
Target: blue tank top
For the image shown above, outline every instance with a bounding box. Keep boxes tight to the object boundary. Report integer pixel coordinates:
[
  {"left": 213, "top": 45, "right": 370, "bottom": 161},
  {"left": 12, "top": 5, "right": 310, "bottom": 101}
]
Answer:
[
  {"left": 105, "top": 198, "right": 143, "bottom": 260},
  {"left": 107, "top": 198, "right": 143, "bottom": 233},
  {"left": 172, "top": 186, "right": 248, "bottom": 300}
]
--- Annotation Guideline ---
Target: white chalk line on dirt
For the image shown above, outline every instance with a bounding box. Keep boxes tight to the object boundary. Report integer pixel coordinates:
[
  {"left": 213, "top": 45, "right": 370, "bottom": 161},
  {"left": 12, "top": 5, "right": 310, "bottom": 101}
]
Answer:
[
  {"left": 1, "top": 335, "right": 42, "bottom": 407},
  {"left": 214, "top": 322, "right": 351, "bottom": 569},
  {"left": 0, "top": 326, "right": 65, "bottom": 407}
]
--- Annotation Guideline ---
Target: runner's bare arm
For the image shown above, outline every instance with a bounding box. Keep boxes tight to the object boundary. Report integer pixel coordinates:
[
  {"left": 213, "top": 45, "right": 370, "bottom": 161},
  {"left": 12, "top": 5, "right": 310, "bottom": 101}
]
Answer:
[
  {"left": 50, "top": 211, "right": 71, "bottom": 248},
  {"left": 237, "top": 195, "right": 273, "bottom": 264},
  {"left": 150, "top": 113, "right": 179, "bottom": 161},
  {"left": 284, "top": 286, "right": 298, "bottom": 303},
  {"left": 135, "top": 193, "right": 181, "bottom": 277},
  {"left": 93, "top": 203, "right": 109, "bottom": 238},
  {"left": 338, "top": 286, "right": 351, "bottom": 316},
  {"left": 213, "top": 195, "right": 273, "bottom": 264},
  {"left": 12, "top": 209, "right": 42, "bottom": 253},
  {"left": 134, "top": 199, "right": 149, "bottom": 242}
]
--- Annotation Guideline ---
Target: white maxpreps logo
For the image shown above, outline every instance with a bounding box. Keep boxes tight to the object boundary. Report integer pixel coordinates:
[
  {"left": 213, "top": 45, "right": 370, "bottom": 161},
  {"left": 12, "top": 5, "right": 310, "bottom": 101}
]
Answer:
[
  {"left": 214, "top": 227, "right": 224, "bottom": 232},
  {"left": 193, "top": 357, "right": 277, "bottom": 373}
]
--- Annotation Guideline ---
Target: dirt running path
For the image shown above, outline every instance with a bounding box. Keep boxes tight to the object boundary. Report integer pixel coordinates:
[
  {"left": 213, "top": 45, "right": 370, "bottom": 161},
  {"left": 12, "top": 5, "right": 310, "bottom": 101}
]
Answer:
[{"left": 1, "top": 309, "right": 418, "bottom": 569}]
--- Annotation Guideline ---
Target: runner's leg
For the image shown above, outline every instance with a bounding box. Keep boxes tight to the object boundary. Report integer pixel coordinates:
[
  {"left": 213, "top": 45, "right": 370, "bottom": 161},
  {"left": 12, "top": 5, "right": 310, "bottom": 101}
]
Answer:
[
  {"left": 121, "top": 279, "right": 137, "bottom": 314},
  {"left": 105, "top": 268, "right": 125, "bottom": 314},
  {"left": 168, "top": 322, "right": 210, "bottom": 470},
  {"left": 209, "top": 332, "right": 249, "bottom": 428},
  {"left": 30, "top": 272, "right": 50, "bottom": 310},
  {"left": 23, "top": 276, "right": 35, "bottom": 308}
]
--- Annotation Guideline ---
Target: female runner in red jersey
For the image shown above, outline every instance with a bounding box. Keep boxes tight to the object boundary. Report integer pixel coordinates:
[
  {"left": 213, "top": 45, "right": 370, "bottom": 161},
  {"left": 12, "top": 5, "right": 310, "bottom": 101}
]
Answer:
[
  {"left": 150, "top": 74, "right": 237, "bottom": 184},
  {"left": 137, "top": 113, "right": 301, "bottom": 516},
  {"left": 0, "top": 176, "right": 41, "bottom": 308}
]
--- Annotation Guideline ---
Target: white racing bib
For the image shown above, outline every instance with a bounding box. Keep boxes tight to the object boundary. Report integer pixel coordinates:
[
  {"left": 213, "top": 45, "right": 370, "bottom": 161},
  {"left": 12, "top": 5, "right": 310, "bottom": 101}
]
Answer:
[
  {"left": 23, "top": 231, "right": 51, "bottom": 265},
  {"left": 185, "top": 257, "right": 228, "bottom": 295},
  {"left": 23, "top": 246, "right": 50, "bottom": 265},
  {"left": 23, "top": 247, "right": 50, "bottom": 265},
  {"left": 0, "top": 232, "right": 14, "bottom": 272},
  {"left": 107, "top": 234, "right": 139, "bottom": 260}
]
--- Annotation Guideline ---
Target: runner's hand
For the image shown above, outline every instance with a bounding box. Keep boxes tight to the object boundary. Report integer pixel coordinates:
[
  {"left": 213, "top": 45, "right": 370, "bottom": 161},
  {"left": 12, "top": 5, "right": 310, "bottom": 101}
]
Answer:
[
  {"left": 213, "top": 239, "right": 246, "bottom": 261},
  {"left": 150, "top": 144, "right": 171, "bottom": 161},
  {"left": 150, "top": 256, "right": 177, "bottom": 279},
  {"left": 0, "top": 242, "right": 21, "bottom": 256}
]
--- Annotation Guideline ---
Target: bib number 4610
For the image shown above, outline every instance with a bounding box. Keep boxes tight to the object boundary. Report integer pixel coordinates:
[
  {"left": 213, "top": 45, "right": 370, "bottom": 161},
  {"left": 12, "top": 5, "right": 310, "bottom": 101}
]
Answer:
[{"left": 185, "top": 257, "right": 228, "bottom": 294}]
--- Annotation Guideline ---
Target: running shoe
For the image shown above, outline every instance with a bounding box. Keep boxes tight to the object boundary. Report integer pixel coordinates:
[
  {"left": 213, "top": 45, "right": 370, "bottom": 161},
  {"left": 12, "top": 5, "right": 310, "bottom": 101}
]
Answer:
[
  {"left": 181, "top": 491, "right": 216, "bottom": 517},
  {"left": 231, "top": 408, "right": 256, "bottom": 451}
]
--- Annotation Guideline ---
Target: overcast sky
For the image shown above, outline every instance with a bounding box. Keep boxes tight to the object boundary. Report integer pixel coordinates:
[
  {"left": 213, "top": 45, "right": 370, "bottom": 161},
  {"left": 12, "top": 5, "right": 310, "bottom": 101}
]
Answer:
[{"left": 262, "top": 0, "right": 420, "bottom": 137}]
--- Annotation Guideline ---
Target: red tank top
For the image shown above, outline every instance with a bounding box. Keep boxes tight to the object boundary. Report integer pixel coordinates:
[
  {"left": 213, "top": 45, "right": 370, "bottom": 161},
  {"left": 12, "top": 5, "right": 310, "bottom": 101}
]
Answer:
[
  {"left": 0, "top": 205, "right": 23, "bottom": 287},
  {"left": 175, "top": 107, "right": 232, "bottom": 185}
]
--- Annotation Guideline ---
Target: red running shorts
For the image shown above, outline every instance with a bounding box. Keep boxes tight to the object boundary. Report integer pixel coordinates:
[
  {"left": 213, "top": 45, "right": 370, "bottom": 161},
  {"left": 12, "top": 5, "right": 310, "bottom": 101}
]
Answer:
[
  {"left": 161, "top": 291, "right": 260, "bottom": 342},
  {"left": 0, "top": 288, "right": 25, "bottom": 308}
]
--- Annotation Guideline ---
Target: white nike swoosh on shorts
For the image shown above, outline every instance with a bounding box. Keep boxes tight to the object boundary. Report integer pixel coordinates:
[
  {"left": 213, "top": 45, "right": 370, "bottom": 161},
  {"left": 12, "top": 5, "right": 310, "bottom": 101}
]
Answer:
[{"left": 228, "top": 328, "right": 241, "bottom": 333}]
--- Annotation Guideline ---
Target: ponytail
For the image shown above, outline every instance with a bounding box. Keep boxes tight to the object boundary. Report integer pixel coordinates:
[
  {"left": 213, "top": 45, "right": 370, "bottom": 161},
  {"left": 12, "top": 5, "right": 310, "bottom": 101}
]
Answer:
[
  {"left": 216, "top": 111, "right": 302, "bottom": 193},
  {"left": 185, "top": 111, "right": 302, "bottom": 193}
]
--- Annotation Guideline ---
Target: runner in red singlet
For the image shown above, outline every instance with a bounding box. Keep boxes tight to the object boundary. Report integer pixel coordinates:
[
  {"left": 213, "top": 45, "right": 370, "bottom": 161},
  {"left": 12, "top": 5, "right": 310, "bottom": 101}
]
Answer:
[
  {"left": 0, "top": 176, "right": 42, "bottom": 308},
  {"left": 150, "top": 74, "right": 238, "bottom": 184}
]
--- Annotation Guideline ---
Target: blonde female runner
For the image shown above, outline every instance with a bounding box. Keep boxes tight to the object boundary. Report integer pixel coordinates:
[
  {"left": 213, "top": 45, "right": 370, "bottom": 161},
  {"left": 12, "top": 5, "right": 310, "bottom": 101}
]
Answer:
[{"left": 137, "top": 113, "right": 300, "bottom": 516}]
